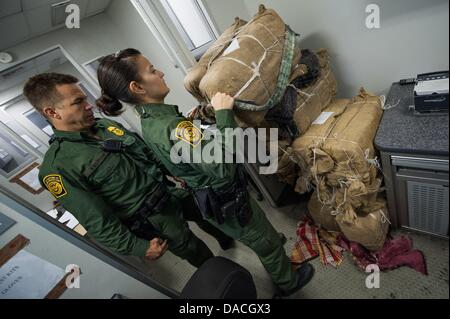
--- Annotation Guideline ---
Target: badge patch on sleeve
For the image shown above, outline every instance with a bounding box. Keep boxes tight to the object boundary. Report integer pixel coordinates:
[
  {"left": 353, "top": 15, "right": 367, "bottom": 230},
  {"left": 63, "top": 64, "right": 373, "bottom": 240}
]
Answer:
[
  {"left": 175, "top": 121, "right": 203, "bottom": 147},
  {"left": 107, "top": 126, "right": 125, "bottom": 136},
  {"left": 43, "top": 174, "right": 68, "bottom": 198}
]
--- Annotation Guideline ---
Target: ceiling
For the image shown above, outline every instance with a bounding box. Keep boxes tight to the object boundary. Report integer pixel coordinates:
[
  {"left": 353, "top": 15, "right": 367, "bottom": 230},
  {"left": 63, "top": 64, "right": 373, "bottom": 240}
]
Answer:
[
  {"left": 0, "top": 48, "right": 68, "bottom": 104},
  {"left": 0, "top": 0, "right": 112, "bottom": 51}
]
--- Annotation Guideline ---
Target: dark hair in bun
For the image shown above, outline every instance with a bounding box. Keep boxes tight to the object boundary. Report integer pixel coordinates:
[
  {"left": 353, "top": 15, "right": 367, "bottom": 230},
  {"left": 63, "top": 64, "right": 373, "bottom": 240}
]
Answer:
[
  {"left": 96, "top": 48, "right": 142, "bottom": 116},
  {"left": 95, "top": 93, "right": 123, "bottom": 116}
]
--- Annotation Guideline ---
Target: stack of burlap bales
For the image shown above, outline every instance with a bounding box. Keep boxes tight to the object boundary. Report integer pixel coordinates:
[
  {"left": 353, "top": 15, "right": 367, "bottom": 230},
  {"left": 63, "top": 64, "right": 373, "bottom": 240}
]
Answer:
[
  {"left": 184, "top": 4, "right": 337, "bottom": 182},
  {"left": 185, "top": 5, "right": 336, "bottom": 133},
  {"left": 275, "top": 48, "right": 337, "bottom": 185},
  {"left": 286, "top": 89, "right": 389, "bottom": 251},
  {"left": 184, "top": 5, "right": 388, "bottom": 251}
]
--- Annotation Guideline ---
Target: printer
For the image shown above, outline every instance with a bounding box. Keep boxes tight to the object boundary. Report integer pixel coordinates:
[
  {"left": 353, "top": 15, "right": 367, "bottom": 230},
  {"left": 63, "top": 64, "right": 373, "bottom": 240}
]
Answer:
[{"left": 413, "top": 70, "right": 449, "bottom": 115}]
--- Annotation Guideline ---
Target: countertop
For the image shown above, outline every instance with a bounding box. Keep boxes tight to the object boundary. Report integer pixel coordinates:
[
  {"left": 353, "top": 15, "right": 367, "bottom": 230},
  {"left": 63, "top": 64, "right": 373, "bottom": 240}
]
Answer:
[{"left": 374, "top": 82, "right": 449, "bottom": 157}]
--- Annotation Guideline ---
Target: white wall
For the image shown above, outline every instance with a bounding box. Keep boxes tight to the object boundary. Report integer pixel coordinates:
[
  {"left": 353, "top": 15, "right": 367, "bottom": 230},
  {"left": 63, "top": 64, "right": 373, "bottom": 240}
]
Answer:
[
  {"left": 0, "top": 192, "right": 169, "bottom": 299},
  {"left": 241, "top": 0, "right": 449, "bottom": 97},
  {"left": 201, "top": 0, "right": 251, "bottom": 33},
  {"left": 105, "top": 0, "right": 199, "bottom": 115}
]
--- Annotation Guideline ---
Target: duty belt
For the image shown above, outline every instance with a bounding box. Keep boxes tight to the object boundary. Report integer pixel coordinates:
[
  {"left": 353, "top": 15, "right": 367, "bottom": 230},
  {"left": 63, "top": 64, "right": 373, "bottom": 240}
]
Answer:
[
  {"left": 192, "top": 166, "right": 252, "bottom": 227},
  {"left": 123, "top": 183, "right": 171, "bottom": 240}
]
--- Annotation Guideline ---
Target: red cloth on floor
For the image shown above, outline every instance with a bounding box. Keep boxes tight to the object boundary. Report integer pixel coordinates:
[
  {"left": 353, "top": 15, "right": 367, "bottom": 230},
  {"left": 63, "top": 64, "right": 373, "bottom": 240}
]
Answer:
[{"left": 337, "top": 235, "right": 428, "bottom": 275}]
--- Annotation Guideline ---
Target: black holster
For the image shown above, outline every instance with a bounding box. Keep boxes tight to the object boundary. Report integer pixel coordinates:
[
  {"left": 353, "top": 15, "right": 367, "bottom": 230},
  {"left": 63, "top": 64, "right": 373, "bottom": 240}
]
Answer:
[
  {"left": 123, "top": 183, "right": 170, "bottom": 240},
  {"left": 193, "top": 166, "right": 252, "bottom": 227}
]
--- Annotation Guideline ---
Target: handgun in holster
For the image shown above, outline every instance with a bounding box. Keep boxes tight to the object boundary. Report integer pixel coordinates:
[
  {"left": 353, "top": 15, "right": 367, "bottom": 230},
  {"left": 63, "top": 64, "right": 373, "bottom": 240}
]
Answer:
[
  {"left": 193, "top": 166, "right": 252, "bottom": 227},
  {"left": 234, "top": 189, "right": 251, "bottom": 227},
  {"left": 192, "top": 187, "right": 214, "bottom": 220},
  {"left": 228, "top": 166, "right": 251, "bottom": 226},
  {"left": 208, "top": 188, "right": 226, "bottom": 225},
  {"left": 123, "top": 183, "right": 170, "bottom": 240}
]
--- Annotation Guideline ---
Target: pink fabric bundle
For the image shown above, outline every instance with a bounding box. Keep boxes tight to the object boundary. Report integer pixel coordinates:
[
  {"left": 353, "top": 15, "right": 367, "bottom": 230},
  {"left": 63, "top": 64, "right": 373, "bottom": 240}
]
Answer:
[{"left": 337, "top": 235, "right": 428, "bottom": 275}]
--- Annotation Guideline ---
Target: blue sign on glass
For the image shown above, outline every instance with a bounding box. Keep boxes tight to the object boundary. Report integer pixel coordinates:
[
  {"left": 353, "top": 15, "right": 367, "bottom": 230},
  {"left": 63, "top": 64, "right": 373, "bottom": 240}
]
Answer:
[{"left": 0, "top": 212, "right": 16, "bottom": 235}]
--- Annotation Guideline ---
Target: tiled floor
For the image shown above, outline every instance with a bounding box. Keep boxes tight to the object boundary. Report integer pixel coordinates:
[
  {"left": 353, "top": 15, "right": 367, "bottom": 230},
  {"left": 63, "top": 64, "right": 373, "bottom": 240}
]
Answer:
[{"left": 143, "top": 191, "right": 449, "bottom": 299}]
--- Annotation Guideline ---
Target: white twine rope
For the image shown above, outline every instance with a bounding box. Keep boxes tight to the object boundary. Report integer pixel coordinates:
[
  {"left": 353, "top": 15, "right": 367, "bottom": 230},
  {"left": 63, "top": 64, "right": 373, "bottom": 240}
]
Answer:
[
  {"left": 294, "top": 70, "right": 332, "bottom": 111},
  {"left": 381, "top": 95, "right": 402, "bottom": 111},
  {"left": 379, "top": 209, "right": 392, "bottom": 224},
  {"left": 331, "top": 187, "right": 347, "bottom": 216},
  {"left": 352, "top": 94, "right": 400, "bottom": 111},
  {"left": 208, "top": 21, "right": 281, "bottom": 57},
  {"left": 290, "top": 85, "right": 316, "bottom": 99},
  {"left": 277, "top": 145, "right": 302, "bottom": 166},
  {"left": 278, "top": 145, "right": 289, "bottom": 155},
  {"left": 312, "top": 147, "right": 336, "bottom": 207}
]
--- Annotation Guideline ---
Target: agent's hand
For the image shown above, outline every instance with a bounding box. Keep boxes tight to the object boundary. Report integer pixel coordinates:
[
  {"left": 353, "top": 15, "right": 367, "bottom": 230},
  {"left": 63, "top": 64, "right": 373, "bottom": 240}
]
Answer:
[
  {"left": 145, "top": 238, "right": 168, "bottom": 259},
  {"left": 211, "top": 92, "right": 234, "bottom": 111}
]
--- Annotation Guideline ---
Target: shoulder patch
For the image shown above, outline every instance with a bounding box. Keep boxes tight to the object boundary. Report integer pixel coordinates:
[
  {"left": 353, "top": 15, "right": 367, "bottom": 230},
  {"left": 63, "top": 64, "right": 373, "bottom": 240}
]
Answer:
[
  {"left": 175, "top": 121, "right": 203, "bottom": 147},
  {"left": 43, "top": 174, "right": 68, "bottom": 198},
  {"left": 107, "top": 126, "right": 125, "bottom": 136}
]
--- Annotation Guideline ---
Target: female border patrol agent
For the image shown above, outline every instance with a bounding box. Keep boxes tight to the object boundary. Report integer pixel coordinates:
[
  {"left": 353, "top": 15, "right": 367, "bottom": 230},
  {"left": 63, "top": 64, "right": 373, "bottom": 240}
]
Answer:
[
  {"left": 23, "top": 73, "right": 232, "bottom": 268},
  {"left": 96, "top": 48, "right": 314, "bottom": 297}
]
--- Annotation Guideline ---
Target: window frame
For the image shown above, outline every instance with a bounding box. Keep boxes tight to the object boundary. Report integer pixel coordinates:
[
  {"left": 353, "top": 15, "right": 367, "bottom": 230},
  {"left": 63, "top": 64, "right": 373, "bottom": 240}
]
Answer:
[
  {"left": 159, "top": 0, "right": 219, "bottom": 60},
  {"left": 131, "top": 0, "right": 221, "bottom": 70}
]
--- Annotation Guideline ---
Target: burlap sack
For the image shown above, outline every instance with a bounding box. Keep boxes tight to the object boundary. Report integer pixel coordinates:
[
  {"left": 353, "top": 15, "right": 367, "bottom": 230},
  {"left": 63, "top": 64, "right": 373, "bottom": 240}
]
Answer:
[
  {"left": 335, "top": 197, "right": 389, "bottom": 251},
  {"left": 314, "top": 178, "right": 336, "bottom": 206},
  {"left": 317, "top": 88, "right": 383, "bottom": 177},
  {"left": 307, "top": 191, "right": 340, "bottom": 232},
  {"left": 291, "top": 99, "right": 349, "bottom": 166},
  {"left": 276, "top": 140, "right": 299, "bottom": 185},
  {"left": 326, "top": 161, "right": 378, "bottom": 188},
  {"left": 198, "top": 6, "right": 287, "bottom": 104},
  {"left": 290, "top": 99, "right": 350, "bottom": 192},
  {"left": 233, "top": 109, "right": 270, "bottom": 128},
  {"left": 334, "top": 177, "right": 382, "bottom": 211},
  {"left": 185, "top": 6, "right": 302, "bottom": 128},
  {"left": 233, "top": 46, "right": 302, "bottom": 128},
  {"left": 293, "top": 49, "right": 338, "bottom": 134},
  {"left": 294, "top": 173, "right": 313, "bottom": 194},
  {"left": 184, "top": 17, "right": 248, "bottom": 103}
]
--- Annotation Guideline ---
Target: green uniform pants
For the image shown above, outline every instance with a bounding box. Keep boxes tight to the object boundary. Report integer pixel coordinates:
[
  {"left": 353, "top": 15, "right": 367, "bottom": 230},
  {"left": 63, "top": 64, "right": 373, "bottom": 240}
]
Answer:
[
  {"left": 207, "top": 198, "right": 298, "bottom": 291},
  {"left": 147, "top": 198, "right": 213, "bottom": 268}
]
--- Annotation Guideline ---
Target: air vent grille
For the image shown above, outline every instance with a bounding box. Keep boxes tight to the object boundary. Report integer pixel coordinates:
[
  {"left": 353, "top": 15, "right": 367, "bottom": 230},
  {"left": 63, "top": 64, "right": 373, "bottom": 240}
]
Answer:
[{"left": 407, "top": 181, "right": 449, "bottom": 236}]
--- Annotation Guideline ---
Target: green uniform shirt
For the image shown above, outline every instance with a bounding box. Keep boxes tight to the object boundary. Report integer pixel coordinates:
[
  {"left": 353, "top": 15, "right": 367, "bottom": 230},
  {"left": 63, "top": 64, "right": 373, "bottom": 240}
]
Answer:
[
  {"left": 39, "top": 118, "right": 168, "bottom": 256},
  {"left": 137, "top": 104, "right": 238, "bottom": 190}
]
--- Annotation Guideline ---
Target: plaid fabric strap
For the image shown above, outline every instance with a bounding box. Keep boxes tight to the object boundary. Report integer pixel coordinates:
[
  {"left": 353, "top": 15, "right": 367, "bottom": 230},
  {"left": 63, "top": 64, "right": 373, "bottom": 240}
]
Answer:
[{"left": 234, "top": 27, "right": 297, "bottom": 112}]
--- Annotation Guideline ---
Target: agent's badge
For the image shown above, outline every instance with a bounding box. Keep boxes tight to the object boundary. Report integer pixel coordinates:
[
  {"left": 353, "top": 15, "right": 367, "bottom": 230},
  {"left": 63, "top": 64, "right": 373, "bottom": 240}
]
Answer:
[
  {"left": 107, "top": 126, "right": 125, "bottom": 136},
  {"left": 175, "top": 121, "right": 203, "bottom": 147},
  {"left": 43, "top": 174, "right": 68, "bottom": 198}
]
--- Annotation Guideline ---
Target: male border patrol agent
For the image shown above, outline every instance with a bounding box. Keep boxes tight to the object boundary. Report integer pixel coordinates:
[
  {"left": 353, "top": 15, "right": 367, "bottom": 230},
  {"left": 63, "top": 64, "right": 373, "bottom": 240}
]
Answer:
[
  {"left": 23, "top": 73, "right": 232, "bottom": 267},
  {"left": 95, "top": 49, "right": 314, "bottom": 297}
]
